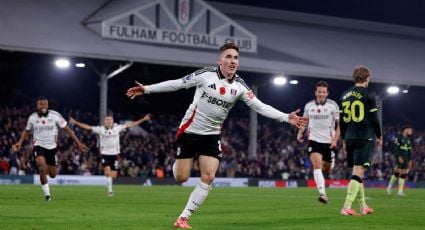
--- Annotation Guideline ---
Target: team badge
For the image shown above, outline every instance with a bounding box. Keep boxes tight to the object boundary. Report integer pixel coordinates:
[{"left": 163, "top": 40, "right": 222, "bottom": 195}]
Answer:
[
  {"left": 231, "top": 89, "right": 237, "bottom": 96},
  {"left": 177, "top": 0, "right": 191, "bottom": 26}
]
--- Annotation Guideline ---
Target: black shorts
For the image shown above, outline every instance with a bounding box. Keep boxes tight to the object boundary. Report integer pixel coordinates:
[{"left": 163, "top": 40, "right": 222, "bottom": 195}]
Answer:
[
  {"left": 307, "top": 140, "right": 335, "bottom": 163},
  {"left": 33, "top": 146, "right": 57, "bottom": 166},
  {"left": 101, "top": 155, "right": 119, "bottom": 171},
  {"left": 345, "top": 139, "right": 373, "bottom": 168},
  {"left": 174, "top": 133, "right": 222, "bottom": 160},
  {"left": 396, "top": 155, "right": 411, "bottom": 169}
]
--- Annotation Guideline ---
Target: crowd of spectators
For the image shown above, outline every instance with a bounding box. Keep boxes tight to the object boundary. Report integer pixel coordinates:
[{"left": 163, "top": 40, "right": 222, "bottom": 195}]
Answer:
[{"left": 1, "top": 103, "right": 425, "bottom": 182}]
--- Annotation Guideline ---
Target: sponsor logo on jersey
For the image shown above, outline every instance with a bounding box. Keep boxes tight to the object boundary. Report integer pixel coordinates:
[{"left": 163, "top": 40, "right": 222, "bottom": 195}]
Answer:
[
  {"left": 201, "top": 91, "right": 231, "bottom": 108},
  {"left": 310, "top": 114, "right": 330, "bottom": 120},
  {"left": 34, "top": 126, "right": 55, "bottom": 132}
]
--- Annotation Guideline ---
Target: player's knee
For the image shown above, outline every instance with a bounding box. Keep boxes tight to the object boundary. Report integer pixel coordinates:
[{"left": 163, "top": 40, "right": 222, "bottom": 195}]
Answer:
[
  {"left": 38, "top": 165, "right": 48, "bottom": 174},
  {"left": 200, "top": 172, "right": 215, "bottom": 184},
  {"left": 322, "top": 164, "right": 331, "bottom": 173},
  {"left": 174, "top": 174, "right": 189, "bottom": 183}
]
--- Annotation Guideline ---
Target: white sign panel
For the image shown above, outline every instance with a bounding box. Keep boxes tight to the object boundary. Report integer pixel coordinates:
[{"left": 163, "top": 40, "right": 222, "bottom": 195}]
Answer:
[
  {"left": 34, "top": 175, "right": 105, "bottom": 186},
  {"left": 182, "top": 177, "right": 249, "bottom": 187},
  {"left": 101, "top": 0, "right": 257, "bottom": 53}
]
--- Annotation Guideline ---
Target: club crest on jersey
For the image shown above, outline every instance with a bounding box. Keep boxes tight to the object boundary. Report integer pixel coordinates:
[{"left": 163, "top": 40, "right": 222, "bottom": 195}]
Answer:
[
  {"left": 231, "top": 89, "right": 237, "bottom": 96},
  {"left": 219, "top": 87, "right": 226, "bottom": 95}
]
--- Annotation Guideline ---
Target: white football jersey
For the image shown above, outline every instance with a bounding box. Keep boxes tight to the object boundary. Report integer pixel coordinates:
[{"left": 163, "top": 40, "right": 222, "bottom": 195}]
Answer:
[
  {"left": 303, "top": 99, "right": 339, "bottom": 143},
  {"left": 92, "top": 124, "right": 126, "bottom": 155},
  {"left": 25, "top": 110, "right": 67, "bottom": 149},
  {"left": 144, "top": 66, "right": 289, "bottom": 136}
]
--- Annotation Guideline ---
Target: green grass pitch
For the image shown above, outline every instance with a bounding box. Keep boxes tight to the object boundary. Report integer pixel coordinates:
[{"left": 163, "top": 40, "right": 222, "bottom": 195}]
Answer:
[{"left": 0, "top": 185, "right": 424, "bottom": 229}]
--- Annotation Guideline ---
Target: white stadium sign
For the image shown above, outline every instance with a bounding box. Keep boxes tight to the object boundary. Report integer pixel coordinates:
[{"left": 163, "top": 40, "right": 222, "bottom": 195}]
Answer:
[{"left": 101, "top": 0, "right": 257, "bottom": 53}]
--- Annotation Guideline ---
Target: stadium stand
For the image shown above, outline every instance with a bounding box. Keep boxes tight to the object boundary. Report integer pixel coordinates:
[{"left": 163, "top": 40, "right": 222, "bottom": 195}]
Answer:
[{"left": 1, "top": 100, "right": 424, "bottom": 182}]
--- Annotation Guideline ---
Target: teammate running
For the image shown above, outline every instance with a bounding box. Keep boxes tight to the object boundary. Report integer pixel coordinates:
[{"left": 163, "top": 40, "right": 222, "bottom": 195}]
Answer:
[
  {"left": 69, "top": 113, "right": 150, "bottom": 196},
  {"left": 126, "top": 42, "right": 308, "bottom": 229},
  {"left": 297, "top": 80, "right": 340, "bottom": 204},
  {"left": 12, "top": 96, "right": 88, "bottom": 201}
]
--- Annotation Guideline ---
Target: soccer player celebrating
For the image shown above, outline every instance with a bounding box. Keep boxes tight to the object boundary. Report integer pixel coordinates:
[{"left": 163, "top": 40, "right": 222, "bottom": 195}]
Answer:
[
  {"left": 386, "top": 125, "right": 413, "bottom": 196},
  {"left": 297, "top": 80, "right": 340, "bottom": 204},
  {"left": 69, "top": 113, "right": 151, "bottom": 196},
  {"left": 126, "top": 42, "right": 308, "bottom": 229},
  {"left": 12, "top": 96, "right": 88, "bottom": 201},
  {"left": 339, "top": 66, "right": 382, "bottom": 216}
]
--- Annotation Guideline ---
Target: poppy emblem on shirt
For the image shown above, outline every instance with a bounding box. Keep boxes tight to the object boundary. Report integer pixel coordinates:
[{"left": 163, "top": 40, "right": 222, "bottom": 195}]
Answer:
[
  {"left": 219, "top": 87, "right": 226, "bottom": 95},
  {"left": 41, "top": 120, "right": 46, "bottom": 124},
  {"left": 317, "top": 109, "right": 321, "bottom": 113}
]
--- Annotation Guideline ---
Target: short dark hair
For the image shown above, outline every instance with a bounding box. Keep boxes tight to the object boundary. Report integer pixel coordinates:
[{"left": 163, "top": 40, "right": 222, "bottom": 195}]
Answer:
[
  {"left": 352, "top": 65, "right": 371, "bottom": 83},
  {"left": 219, "top": 42, "right": 239, "bottom": 53},
  {"left": 402, "top": 125, "right": 413, "bottom": 132},
  {"left": 36, "top": 96, "right": 48, "bottom": 102},
  {"left": 106, "top": 111, "right": 114, "bottom": 117},
  {"left": 316, "top": 80, "right": 329, "bottom": 90}
]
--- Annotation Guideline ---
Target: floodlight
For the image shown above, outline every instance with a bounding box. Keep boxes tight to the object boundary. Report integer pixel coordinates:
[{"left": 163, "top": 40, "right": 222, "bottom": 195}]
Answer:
[
  {"left": 387, "top": 86, "right": 400, "bottom": 94},
  {"left": 273, "top": 76, "right": 287, "bottom": 86},
  {"left": 55, "top": 58, "right": 70, "bottom": 69}
]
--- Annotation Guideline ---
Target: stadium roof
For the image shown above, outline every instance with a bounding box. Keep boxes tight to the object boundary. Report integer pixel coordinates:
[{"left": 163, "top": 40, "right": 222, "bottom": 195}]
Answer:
[{"left": 1, "top": 0, "right": 425, "bottom": 86}]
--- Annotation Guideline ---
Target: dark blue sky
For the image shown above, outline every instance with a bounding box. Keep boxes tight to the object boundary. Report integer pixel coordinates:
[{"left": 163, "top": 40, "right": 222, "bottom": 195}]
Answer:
[{"left": 208, "top": 0, "right": 425, "bottom": 29}]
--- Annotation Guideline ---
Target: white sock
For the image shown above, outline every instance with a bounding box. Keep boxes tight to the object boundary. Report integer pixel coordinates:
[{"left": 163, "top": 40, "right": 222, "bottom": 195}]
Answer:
[
  {"left": 180, "top": 182, "right": 211, "bottom": 218},
  {"left": 173, "top": 162, "right": 177, "bottom": 180},
  {"left": 106, "top": 177, "right": 113, "bottom": 193},
  {"left": 313, "top": 169, "right": 326, "bottom": 195},
  {"left": 41, "top": 184, "right": 50, "bottom": 196}
]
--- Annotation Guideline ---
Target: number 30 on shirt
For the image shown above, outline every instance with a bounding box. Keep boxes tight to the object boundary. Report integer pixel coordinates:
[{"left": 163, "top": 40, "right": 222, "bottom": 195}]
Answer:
[{"left": 342, "top": 100, "right": 365, "bottom": 123}]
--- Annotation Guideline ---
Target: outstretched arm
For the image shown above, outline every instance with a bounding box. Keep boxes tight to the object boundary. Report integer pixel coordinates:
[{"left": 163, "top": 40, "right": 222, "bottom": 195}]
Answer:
[
  {"left": 296, "top": 118, "right": 307, "bottom": 143},
  {"left": 125, "top": 113, "right": 151, "bottom": 128},
  {"left": 242, "top": 91, "right": 307, "bottom": 128},
  {"left": 69, "top": 117, "right": 93, "bottom": 131},
  {"left": 288, "top": 109, "right": 308, "bottom": 129},
  {"left": 12, "top": 129, "right": 31, "bottom": 152},
  {"left": 126, "top": 81, "right": 146, "bottom": 99},
  {"left": 126, "top": 71, "right": 204, "bottom": 99},
  {"left": 63, "top": 126, "right": 89, "bottom": 151}
]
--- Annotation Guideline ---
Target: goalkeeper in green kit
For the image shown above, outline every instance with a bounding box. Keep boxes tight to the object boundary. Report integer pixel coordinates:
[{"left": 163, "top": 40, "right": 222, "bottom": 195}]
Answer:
[{"left": 386, "top": 126, "right": 413, "bottom": 196}]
